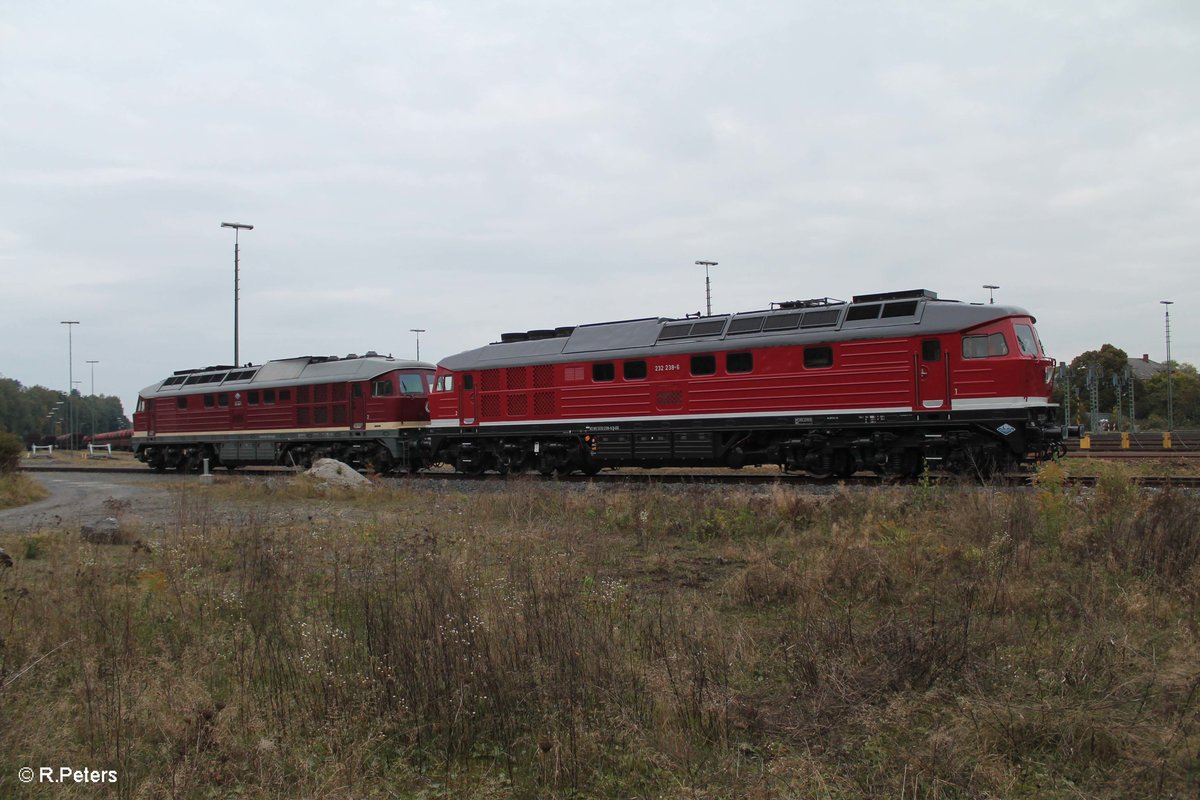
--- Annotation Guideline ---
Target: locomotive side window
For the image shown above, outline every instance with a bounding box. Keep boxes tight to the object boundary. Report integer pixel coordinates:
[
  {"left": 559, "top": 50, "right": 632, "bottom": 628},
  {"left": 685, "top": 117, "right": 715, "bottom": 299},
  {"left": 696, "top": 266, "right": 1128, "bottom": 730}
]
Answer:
[
  {"left": 177, "top": 396, "right": 187, "bottom": 409},
  {"left": 804, "top": 346, "right": 834, "bottom": 368},
  {"left": 623, "top": 360, "right": 647, "bottom": 380},
  {"left": 248, "top": 391, "right": 259, "bottom": 405},
  {"left": 204, "top": 394, "right": 215, "bottom": 408},
  {"left": 690, "top": 355, "right": 716, "bottom": 376},
  {"left": 435, "top": 375, "right": 454, "bottom": 392},
  {"left": 218, "top": 393, "right": 229, "bottom": 408},
  {"left": 463, "top": 375, "right": 474, "bottom": 390},
  {"left": 962, "top": 333, "right": 1010, "bottom": 359},
  {"left": 279, "top": 390, "right": 291, "bottom": 401},
  {"left": 727, "top": 352, "right": 753, "bottom": 373},
  {"left": 1014, "top": 324, "right": 1039, "bottom": 356},
  {"left": 922, "top": 340, "right": 941, "bottom": 362},
  {"left": 593, "top": 363, "right": 615, "bottom": 382},
  {"left": 264, "top": 389, "right": 276, "bottom": 404},
  {"left": 372, "top": 380, "right": 395, "bottom": 397},
  {"left": 352, "top": 384, "right": 363, "bottom": 398}
]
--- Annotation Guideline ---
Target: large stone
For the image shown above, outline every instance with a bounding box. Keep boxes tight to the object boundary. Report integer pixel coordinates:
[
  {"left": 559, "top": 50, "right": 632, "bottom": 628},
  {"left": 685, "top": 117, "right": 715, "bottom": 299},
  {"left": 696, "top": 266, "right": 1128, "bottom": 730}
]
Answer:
[
  {"left": 81, "top": 517, "right": 125, "bottom": 545},
  {"left": 305, "top": 458, "right": 372, "bottom": 489}
]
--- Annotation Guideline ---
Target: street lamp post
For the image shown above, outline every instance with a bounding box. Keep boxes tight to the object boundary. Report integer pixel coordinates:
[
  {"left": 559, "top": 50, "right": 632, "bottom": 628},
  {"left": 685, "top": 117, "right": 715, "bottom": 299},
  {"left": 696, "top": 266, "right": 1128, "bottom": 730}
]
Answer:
[
  {"left": 221, "top": 222, "right": 254, "bottom": 367},
  {"left": 87, "top": 360, "right": 99, "bottom": 437},
  {"left": 696, "top": 261, "right": 718, "bottom": 316},
  {"left": 60, "top": 321, "right": 79, "bottom": 448},
  {"left": 1161, "top": 300, "right": 1174, "bottom": 432},
  {"left": 410, "top": 329, "right": 426, "bottom": 361},
  {"left": 983, "top": 284, "right": 999, "bottom": 304}
]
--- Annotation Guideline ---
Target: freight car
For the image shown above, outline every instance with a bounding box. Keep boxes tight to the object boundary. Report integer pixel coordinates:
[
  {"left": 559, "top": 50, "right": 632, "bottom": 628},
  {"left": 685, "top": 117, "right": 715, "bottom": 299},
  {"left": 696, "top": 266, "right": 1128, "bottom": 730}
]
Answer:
[
  {"left": 424, "top": 289, "right": 1065, "bottom": 477},
  {"left": 132, "top": 353, "right": 433, "bottom": 472},
  {"left": 83, "top": 429, "right": 134, "bottom": 451}
]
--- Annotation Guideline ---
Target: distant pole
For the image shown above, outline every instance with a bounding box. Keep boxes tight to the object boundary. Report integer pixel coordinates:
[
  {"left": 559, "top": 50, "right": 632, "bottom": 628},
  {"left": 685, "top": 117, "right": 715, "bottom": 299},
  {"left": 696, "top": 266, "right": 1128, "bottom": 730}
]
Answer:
[
  {"left": 983, "top": 284, "right": 999, "bottom": 304},
  {"left": 1161, "top": 300, "right": 1174, "bottom": 432},
  {"left": 410, "top": 329, "right": 426, "bottom": 361},
  {"left": 696, "top": 261, "right": 718, "bottom": 316},
  {"left": 60, "top": 321, "right": 79, "bottom": 447},
  {"left": 87, "top": 360, "right": 99, "bottom": 436},
  {"left": 221, "top": 222, "right": 254, "bottom": 366}
]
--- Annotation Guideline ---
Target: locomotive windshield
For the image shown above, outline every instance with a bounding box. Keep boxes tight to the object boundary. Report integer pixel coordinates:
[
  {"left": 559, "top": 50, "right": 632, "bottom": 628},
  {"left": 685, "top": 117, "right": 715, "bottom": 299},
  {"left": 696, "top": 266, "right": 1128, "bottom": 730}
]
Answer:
[
  {"left": 399, "top": 374, "right": 425, "bottom": 394},
  {"left": 1014, "top": 324, "right": 1040, "bottom": 356}
]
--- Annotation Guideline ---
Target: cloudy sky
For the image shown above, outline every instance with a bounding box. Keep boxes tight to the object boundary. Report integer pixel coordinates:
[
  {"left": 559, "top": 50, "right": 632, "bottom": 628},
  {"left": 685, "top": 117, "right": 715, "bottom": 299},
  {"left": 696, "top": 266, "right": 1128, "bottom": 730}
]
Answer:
[{"left": 2, "top": 0, "right": 1197, "bottom": 415}]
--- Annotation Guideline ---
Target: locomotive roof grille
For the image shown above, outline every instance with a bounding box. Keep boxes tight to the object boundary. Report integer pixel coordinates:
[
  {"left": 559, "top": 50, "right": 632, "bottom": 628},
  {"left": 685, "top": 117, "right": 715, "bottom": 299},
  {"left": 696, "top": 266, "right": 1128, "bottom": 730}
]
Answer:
[
  {"left": 851, "top": 289, "right": 937, "bottom": 303},
  {"left": 727, "top": 316, "right": 765, "bottom": 334},
  {"left": 764, "top": 313, "right": 802, "bottom": 331},
  {"left": 772, "top": 297, "right": 845, "bottom": 310},
  {"left": 655, "top": 317, "right": 729, "bottom": 343}
]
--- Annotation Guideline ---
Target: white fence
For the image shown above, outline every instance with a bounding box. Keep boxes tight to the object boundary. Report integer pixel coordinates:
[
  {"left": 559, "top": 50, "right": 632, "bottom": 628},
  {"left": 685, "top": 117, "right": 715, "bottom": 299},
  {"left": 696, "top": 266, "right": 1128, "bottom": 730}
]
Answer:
[
  {"left": 30, "top": 444, "right": 54, "bottom": 457},
  {"left": 86, "top": 443, "right": 113, "bottom": 459}
]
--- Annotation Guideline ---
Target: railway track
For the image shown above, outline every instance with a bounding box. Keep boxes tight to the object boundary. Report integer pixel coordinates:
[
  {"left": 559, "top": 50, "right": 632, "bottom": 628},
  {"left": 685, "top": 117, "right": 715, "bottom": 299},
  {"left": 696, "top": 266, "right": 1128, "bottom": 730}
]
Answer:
[{"left": 18, "top": 463, "right": 1200, "bottom": 490}]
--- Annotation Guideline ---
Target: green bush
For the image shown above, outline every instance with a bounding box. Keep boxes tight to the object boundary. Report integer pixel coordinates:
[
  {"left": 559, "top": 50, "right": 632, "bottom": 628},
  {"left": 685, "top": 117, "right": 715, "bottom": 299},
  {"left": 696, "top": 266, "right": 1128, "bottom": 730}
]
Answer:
[{"left": 0, "top": 431, "right": 23, "bottom": 473}]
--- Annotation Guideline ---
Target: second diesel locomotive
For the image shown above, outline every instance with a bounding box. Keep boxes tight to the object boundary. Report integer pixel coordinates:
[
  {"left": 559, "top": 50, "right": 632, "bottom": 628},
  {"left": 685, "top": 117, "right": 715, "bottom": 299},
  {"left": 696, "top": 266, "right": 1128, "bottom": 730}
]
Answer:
[
  {"left": 133, "top": 288, "right": 1066, "bottom": 477},
  {"left": 133, "top": 353, "right": 433, "bottom": 472}
]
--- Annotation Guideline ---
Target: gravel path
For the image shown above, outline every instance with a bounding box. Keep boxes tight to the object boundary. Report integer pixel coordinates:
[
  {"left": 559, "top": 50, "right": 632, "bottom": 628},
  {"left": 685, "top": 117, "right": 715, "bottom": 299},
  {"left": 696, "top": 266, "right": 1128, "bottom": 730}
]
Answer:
[{"left": 0, "top": 471, "right": 184, "bottom": 535}]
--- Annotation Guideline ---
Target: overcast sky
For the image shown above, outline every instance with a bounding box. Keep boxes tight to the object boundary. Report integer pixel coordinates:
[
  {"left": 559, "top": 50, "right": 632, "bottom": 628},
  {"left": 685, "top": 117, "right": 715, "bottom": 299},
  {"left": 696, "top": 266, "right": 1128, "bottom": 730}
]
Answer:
[{"left": 2, "top": 0, "right": 1197, "bottom": 416}]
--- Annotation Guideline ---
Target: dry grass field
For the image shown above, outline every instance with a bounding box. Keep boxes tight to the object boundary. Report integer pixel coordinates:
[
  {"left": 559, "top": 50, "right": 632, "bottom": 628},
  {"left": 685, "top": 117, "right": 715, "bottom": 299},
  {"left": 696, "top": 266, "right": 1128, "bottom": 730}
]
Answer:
[{"left": 1, "top": 463, "right": 1198, "bottom": 798}]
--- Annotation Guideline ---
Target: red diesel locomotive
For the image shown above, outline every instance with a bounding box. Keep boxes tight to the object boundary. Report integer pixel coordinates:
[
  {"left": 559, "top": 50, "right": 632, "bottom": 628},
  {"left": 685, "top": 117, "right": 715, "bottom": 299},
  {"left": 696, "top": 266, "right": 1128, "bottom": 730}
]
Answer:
[
  {"left": 425, "top": 289, "right": 1064, "bottom": 477},
  {"left": 133, "top": 353, "right": 434, "bottom": 472}
]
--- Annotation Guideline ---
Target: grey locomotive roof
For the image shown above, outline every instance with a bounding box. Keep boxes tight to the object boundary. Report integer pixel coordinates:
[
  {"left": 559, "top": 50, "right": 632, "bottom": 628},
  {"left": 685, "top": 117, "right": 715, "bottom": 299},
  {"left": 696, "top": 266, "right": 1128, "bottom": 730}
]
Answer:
[
  {"left": 439, "top": 291, "right": 1036, "bottom": 372},
  {"left": 140, "top": 354, "right": 434, "bottom": 397}
]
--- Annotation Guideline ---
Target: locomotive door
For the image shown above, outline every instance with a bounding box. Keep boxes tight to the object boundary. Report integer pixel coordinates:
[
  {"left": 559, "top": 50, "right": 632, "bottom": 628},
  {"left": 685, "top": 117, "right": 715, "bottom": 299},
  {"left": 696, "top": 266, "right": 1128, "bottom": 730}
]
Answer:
[
  {"left": 350, "top": 383, "right": 366, "bottom": 429},
  {"left": 460, "top": 373, "right": 479, "bottom": 426},
  {"left": 918, "top": 339, "right": 948, "bottom": 409}
]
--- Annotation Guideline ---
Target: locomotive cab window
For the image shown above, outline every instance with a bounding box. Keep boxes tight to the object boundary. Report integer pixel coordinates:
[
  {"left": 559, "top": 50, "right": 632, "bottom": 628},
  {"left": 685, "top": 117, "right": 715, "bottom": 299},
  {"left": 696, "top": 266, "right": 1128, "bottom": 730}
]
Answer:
[
  {"left": 592, "top": 363, "right": 615, "bottom": 382},
  {"left": 399, "top": 374, "right": 424, "bottom": 394},
  {"left": 962, "top": 333, "right": 1010, "bottom": 359},
  {"left": 804, "top": 346, "right": 834, "bottom": 368},
  {"left": 726, "top": 352, "right": 753, "bottom": 373},
  {"left": 922, "top": 340, "right": 941, "bottom": 362},
  {"left": 435, "top": 375, "right": 454, "bottom": 393},
  {"left": 372, "top": 379, "right": 395, "bottom": 397},
  {"left": 1014, "top": 324, "right": 1039, "bottom": 356},
  {"left": 623, "top": 360, "right": 647, "bottom": 380},
  {"left": 690, "top": 355, "right": 716, "bottom": 376}
]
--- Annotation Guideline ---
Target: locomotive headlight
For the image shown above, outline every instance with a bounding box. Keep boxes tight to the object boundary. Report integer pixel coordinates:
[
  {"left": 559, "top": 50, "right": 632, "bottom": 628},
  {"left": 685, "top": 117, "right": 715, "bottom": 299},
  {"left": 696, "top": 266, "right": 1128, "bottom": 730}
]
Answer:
[{"left": 1044, "top": 366, "right": 1054, "bottom": 385}]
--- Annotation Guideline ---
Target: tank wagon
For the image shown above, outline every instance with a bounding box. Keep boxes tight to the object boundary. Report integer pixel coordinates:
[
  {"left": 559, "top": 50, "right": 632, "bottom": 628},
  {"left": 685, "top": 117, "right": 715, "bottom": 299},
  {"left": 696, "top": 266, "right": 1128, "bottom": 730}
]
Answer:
[
  {"left": 425, "top": 289, "right": 1064, "bottom": 477},
  {"left": 132, "top": 353, "right": 433, "bottom": 472}
]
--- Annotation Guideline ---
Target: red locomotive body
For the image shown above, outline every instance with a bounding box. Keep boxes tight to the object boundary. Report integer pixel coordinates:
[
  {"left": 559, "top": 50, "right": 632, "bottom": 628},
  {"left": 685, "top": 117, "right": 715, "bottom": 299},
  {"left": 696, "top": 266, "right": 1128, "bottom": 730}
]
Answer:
[
  {"left": 133, "top": 353, "right": 434, "bottom": 472},
  {"left": 426, "top": 290, "right": 1061, "bottom": 476}
]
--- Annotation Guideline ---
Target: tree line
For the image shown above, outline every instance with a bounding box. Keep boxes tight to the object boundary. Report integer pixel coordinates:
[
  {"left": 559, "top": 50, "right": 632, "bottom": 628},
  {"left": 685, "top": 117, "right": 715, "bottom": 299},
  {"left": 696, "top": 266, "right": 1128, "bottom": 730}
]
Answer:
[
  {"left": 0, "top": 376, "right": 130, "bottom": 443},
  {"left": 1055, "top": 344, "right": 1198, "bottom": 430}
]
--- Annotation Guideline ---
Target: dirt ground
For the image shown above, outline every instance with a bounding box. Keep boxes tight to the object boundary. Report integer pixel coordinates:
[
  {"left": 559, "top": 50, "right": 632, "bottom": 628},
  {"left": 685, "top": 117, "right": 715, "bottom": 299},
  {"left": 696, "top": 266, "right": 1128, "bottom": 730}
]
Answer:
[{"left": 0, "top": 470, "right": 182, "bottom": 535}]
